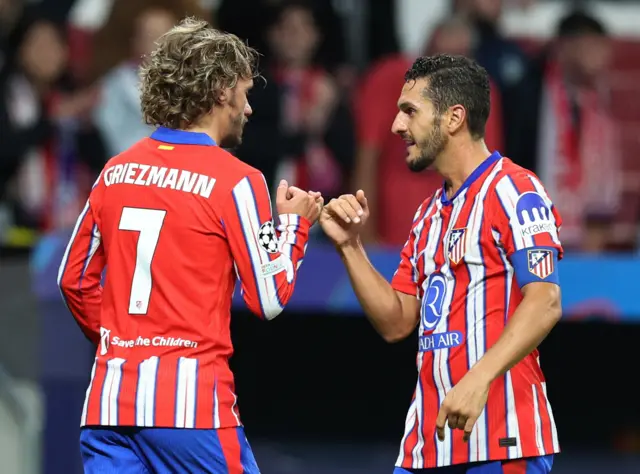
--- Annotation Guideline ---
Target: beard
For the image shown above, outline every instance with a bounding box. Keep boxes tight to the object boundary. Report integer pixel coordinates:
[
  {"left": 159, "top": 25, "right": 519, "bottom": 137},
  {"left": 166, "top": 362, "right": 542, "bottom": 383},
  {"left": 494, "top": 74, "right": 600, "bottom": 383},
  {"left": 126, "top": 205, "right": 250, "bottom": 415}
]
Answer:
[
  {"left": 407, "top": 119, "right": 448, "bottom": 173},
  {"left": 219, "top": 102, "right": 247, "bottom": 149}
]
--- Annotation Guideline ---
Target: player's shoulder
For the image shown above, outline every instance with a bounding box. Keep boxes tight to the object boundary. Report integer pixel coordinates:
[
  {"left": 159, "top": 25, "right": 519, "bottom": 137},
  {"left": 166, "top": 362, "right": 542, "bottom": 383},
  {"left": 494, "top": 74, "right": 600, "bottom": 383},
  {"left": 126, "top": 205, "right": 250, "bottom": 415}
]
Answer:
[
  {"left": 208, "top": 148, "right": 265, "bottom": 189},
  {"left": 408, "top": 188, "right": 443, "bottom": 227},
  {"left": 493, "top": 157, "right": 543, "bottom": 184},
  {"left": 488, "top": 157, "right": 548, "bottom": 197}
]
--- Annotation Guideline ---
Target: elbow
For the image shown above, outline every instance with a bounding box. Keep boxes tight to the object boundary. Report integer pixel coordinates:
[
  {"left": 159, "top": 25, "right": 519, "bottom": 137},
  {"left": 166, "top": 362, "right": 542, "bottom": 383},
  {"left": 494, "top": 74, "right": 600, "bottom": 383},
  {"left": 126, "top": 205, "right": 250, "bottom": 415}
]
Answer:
[
  {"left": 380, "top": 326, "right": 414, "bottom": 344},
  {"left": 248, "top": 299, "right": 284, "bottom": 321},
  {"left": 262, "top": 305, "right": 284, "bottom": 321},
  {"left": 57, "top": 271, "right": 75, "bottom": 299}
]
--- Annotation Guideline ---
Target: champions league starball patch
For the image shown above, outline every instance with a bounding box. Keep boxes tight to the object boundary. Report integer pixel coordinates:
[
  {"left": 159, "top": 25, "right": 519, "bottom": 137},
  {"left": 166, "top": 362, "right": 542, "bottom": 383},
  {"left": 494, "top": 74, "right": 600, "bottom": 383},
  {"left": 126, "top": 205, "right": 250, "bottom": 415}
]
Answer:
[{"left": 257, "top": 221, "right": 279, "bottom": 253}]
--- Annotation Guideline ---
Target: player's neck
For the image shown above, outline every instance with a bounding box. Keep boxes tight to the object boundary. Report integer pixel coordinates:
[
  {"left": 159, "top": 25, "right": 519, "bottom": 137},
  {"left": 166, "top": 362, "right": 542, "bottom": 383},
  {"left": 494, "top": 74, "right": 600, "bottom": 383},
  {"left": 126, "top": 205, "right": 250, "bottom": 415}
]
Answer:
[
  {"left": 184, "top": 123, "right": 221, "bottom": 145},
  {"left": 438, "top": 140, "right": 492, "bottom": 198}
]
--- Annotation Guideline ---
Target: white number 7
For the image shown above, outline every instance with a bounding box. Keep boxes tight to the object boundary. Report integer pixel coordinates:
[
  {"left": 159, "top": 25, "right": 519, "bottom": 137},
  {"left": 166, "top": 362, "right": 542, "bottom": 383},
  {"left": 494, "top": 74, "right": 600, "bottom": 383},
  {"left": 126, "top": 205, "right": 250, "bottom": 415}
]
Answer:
[{"left": 118, "top": 207, "right": 166, "bottom": 315}]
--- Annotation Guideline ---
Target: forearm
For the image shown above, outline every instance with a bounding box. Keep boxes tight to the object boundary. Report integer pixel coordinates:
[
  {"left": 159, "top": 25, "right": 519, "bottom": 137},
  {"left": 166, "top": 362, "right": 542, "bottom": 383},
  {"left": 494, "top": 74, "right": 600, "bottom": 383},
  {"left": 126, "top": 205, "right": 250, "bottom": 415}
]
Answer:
[
  {"left": 338, "top": 240, "right": 413, "bottom": 341},
  {"left": 470, "top": 285, "right": 562, "bottom": 383}
]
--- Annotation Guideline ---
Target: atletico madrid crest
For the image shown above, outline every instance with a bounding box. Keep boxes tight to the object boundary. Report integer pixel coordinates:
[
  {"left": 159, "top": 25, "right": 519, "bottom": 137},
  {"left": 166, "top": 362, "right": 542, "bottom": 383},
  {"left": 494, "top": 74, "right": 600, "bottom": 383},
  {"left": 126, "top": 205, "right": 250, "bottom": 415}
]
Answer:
[
  {"left": 447, "top": 228, "right": 467, "bottom": 265},
  {"left": 527, "top": 249, "right": 554, "bottom": 279}
]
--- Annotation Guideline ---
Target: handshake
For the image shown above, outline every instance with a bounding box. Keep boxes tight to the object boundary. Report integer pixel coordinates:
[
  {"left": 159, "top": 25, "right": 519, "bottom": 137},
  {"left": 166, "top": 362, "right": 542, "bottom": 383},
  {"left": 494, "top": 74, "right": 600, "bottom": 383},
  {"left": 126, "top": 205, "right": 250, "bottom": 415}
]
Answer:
[{"left": 275, "top": 179, "right": 369, "bottom": 247}]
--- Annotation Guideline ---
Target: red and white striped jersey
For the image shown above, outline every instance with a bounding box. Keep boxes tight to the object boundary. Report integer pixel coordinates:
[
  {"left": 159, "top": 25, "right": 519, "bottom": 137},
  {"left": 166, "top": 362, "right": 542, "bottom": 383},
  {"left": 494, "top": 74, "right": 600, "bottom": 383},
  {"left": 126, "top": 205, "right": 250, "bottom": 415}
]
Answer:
[
  {"left": 58, "top": 127, "right": 310, "bottom": 429},
  {"left": 391, "top": 152, "right": 563, "bottom": 469}
]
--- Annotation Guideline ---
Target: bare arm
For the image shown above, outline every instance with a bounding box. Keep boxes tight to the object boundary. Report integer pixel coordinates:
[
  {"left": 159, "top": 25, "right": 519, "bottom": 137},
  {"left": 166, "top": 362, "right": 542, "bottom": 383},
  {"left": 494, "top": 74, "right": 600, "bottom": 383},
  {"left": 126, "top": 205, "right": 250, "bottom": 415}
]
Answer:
[
  {"left": 470, "top": 282, "right": 562, "bottom": 384},
  {"left": 338, "top": 239, "right": 419, "bottom": 342}
]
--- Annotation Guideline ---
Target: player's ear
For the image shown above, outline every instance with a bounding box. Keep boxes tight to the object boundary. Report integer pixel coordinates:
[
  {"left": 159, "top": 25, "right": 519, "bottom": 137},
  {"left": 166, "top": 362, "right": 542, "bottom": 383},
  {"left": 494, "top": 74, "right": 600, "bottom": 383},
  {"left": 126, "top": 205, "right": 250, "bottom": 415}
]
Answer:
[
  {"left": 216, "top": 87, "right": 230, "bottom": 106},
  {"left": 446, "top": 104, "right": 466, "bottom": 135}
]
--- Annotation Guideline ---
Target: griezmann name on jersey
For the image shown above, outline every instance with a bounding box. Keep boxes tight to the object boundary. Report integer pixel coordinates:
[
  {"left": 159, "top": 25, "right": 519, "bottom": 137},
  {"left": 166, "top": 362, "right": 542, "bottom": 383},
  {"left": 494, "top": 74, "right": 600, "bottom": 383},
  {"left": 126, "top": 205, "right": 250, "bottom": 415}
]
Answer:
[
  {"left": 58, "top": 128, "right": 310, "bottom": 430},
  {"left": 391, "top": 152, "right": 562, "bottom": 469}
]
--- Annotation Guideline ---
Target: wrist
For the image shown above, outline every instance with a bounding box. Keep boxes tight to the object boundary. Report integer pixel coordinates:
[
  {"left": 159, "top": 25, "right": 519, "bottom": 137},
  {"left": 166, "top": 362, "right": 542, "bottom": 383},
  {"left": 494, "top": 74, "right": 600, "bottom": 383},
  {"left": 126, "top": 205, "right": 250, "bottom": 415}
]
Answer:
[
  {"left": 468, "top": 358, "right": 499, "bottom": 387},
  {"left": 336, "top": 237, "right": 363, "bottom": 255}
]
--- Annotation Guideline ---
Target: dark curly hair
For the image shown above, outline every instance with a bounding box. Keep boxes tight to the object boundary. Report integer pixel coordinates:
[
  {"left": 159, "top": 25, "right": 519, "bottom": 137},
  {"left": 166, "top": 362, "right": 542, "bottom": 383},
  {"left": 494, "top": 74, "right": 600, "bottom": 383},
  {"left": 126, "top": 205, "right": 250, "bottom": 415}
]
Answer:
[
  {"left": 139, "top": 17, "right": 260, "bottom": 129},
  {"left": 404, "top": 54, "right": 490, "bottom": 139}
]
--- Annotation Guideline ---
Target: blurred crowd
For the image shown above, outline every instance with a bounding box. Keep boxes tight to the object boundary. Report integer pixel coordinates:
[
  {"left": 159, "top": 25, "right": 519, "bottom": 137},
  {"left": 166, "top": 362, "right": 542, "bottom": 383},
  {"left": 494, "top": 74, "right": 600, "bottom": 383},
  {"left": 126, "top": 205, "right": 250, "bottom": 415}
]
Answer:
[{"left": 1, "top": 0, "right": 639, "bottom": 253}]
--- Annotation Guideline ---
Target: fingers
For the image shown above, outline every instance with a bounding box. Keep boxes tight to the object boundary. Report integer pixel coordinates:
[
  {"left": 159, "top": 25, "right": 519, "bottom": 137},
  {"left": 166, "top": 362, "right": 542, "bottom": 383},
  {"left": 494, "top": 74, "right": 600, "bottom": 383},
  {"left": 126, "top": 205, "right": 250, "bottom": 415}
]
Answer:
[
  {"left": 341, "top": 194, "right": 364, "bottom": 221},
  {"left": 462, "top": 416, "right": 478, "bottom": 443},
  {"left": 435, "top": 406, "right": 448, "bottom": 442},
  {"left": 447, "top": 414, "right": 459, "bottom": 430},
  {"left": 275, "top": 179, "right": 289, "bottom": 203},
  {"left": 355, "top": 189, "right": 368, "bottom": 212}
]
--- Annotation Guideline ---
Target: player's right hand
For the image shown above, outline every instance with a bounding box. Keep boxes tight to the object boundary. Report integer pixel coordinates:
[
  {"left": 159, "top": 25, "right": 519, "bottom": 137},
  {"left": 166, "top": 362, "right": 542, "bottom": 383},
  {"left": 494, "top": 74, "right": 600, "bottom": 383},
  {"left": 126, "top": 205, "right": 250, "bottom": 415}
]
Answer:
[
  {"left": 319, "top": 190, "right": 369, "bottom": 247},
  {"left": 275, "top": 179, "right": 323, "bottom": 224}
]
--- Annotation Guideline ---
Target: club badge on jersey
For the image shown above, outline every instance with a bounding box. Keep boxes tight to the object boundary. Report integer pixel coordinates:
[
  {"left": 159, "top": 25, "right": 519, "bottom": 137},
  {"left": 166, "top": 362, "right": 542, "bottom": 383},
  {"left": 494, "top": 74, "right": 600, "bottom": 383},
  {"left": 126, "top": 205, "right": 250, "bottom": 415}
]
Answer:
[{"left": 447, "top": 228, "right": 467, "bottom": 265}]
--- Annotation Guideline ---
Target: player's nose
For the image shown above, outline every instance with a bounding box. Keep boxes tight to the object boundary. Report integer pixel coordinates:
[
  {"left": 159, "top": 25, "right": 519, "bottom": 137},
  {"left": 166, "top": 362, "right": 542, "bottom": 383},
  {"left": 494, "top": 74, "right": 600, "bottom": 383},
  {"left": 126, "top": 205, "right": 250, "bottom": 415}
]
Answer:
[
  {"left": 391, "top": 113, "right": 406, "bottom": 135},
  {"left": 244, "top": 102, "right": 253, "bottom": 117}
]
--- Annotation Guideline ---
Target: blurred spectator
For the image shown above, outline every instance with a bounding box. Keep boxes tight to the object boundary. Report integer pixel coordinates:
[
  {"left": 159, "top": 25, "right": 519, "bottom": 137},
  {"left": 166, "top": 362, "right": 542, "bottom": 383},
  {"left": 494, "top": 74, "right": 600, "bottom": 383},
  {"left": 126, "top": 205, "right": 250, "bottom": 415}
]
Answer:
[
  {"left": 93, "top": 7, "right": 177, "bottom": 158},
  {"left": 514, "top": 10, "right": 626, "bottom": 252},
  {"left": 87, "top": 0, "right": 209, "bottom": 84},
  {"left": 217, "top": 0, "right": 348, "bottom": 79},
  {"left": 455, "top": 0, "right": 529, "bottom": 159},
  {"left": 0, "top": 0, "right": 23, "bottom": 74},
  {"left": 0, "top": 12, "right": 104, "bottom": 247},
  {"left": 352, "top": 16, "right": 504, "bottom": 247},
  {"left": 235, "top": 0, "right": 354, "bottom": 204}
]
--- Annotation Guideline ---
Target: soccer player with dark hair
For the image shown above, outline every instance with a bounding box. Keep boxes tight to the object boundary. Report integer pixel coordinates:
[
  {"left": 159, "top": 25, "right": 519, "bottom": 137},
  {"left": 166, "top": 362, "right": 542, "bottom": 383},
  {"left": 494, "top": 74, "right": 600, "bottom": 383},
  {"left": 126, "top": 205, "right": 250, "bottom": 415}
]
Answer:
[
  {"left": 58, "top": 17, "right": 322, "bottom": 473},
  {"left": 320, "top": 54, "right": 562, "bottom": 473}
]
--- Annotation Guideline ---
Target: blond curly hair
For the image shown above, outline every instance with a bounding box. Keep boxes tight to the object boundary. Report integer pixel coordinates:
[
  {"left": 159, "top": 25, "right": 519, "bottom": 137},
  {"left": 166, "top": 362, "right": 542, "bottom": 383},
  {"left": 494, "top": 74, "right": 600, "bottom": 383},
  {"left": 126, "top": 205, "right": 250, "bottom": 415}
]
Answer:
[{"left": 140, "top": 17, "right": 260, "bottom": 129}]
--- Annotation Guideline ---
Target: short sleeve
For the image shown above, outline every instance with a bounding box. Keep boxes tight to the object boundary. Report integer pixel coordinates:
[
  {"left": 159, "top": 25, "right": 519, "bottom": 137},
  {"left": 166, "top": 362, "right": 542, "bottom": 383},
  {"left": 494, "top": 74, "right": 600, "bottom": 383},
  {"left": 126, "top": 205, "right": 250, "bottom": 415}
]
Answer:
[{"left": 491, "top": 172, "right": 564, "bottom": 289}]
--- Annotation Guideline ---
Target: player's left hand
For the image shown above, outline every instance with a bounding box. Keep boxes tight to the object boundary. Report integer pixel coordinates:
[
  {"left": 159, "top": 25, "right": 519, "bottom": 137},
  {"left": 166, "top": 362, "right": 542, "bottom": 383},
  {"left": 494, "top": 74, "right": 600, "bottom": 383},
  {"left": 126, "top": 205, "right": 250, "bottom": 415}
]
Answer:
[{"left": 435, "top": 371, "right": 490, "bottom": 442}]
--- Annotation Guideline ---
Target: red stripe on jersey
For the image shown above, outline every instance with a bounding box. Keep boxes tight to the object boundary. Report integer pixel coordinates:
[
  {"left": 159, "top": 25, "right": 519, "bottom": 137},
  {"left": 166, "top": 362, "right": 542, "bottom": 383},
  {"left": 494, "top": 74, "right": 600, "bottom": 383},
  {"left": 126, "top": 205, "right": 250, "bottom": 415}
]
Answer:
[
  {"left": 512, "top": 375, "right": 537, "bottom": 457},
  {"left": 154, "top": 358, "right": 178, "bottom": 427},
  {"left": 85, "top": 359, "right": 107, "bottom": 426},
  {"left": 218, "top": 427, "right": 244, "bottom": 474},
  {"left": 400, "top": 397, "right": 420, "bottom": 466},
  {"left": 535, "top": 383, "right": 554, "bottom": 454},
  {"left": 117, "top": 360, "right": 138, "bottom": 426},
  {"left": 195, "top": 363, "right": 215, "bottom": 428},
  {"left": 217, "top": 377, "right": 241, "bottom": 428}
]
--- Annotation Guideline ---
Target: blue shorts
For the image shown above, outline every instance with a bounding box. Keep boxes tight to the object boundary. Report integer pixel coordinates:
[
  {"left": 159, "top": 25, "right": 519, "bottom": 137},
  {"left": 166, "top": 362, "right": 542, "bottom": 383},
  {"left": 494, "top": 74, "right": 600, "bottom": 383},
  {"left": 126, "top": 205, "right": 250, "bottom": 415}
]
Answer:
[
  {"left": 80, "top": 426, "right": 260, "bottom": 473},
  {"left": 393, "top": 455, "right": 553, "bottom": 474}
]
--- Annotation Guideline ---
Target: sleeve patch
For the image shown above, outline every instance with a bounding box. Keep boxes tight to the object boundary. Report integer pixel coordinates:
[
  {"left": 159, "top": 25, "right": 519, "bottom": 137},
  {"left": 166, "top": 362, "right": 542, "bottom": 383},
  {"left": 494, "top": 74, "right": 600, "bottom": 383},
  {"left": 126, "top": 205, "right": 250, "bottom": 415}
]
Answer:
[
  {"left": 510, "top": 247, "right": 560, "bottom": 288},
  {"left": 512, "top": 192, "right": 555, "bottom": 238},
  {"left": 257, "top": 221, "right": 279, "bottom": 253}
]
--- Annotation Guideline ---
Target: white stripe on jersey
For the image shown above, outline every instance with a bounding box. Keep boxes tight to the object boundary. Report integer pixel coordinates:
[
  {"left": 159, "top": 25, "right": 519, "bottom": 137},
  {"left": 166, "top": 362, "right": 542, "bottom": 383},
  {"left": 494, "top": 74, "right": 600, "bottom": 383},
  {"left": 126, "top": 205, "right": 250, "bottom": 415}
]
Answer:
[
  {"left": 100, "top": 358, "right": 125, "bottom": 425},
  {"left": 541, "top": 382, "right": 560, "bottom": 452},
  {"left": 532, "top": 384, "right": 545, "bottom": 455},
  {"left": 491, "top": 226, "right": 522, "bottom": 460},
  {"left": 433, "top": 194, "right": 466, "bottom": 468},
  {"left": 230, "top": 389, "right": 241, "bottom": 425},
  {"left": 505, "top": 371, "right": 523, "bottom": 458},
  {"left": 175, "top": 357, "right": 198, "bottom": 428},
  {"left": 213, "top": 380, "right": 221, "bottom": 429},
  {"left": 57, "top": 200, "right": 90, "bottom": 289},
  {"left": 495, "top": 176, "right": 533, "bottom": 250},
  {"left": 396, "top": 397, "right": 418, "bottom": 467},
  {"left": 136, "top": 356, "right": 159, "bottom": 427},
  {"left": 462, "top": 160, "right": 504, "bottom": 462},
  {"left": 232, "top": 177, "right": 285, "bottom": 319},
  {"left": 81, "top": 358, "right": 98, "bottom": 426},
  {"left": 396, "top": 195, "right": 442, "bottom": 468},
  {"left": 277, "top": 213, "right": 299, "bottom": 280}
]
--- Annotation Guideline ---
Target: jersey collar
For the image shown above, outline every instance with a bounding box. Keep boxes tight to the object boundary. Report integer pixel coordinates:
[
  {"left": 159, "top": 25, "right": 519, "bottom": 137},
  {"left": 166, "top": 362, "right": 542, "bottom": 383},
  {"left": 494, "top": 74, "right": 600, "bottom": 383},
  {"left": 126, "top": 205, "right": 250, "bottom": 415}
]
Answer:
[
  {"left": 151, "top": 127, "right": 218, "bottom": 146},
  {"left": 441, "top": 151, "right": 502, "bottom": 206}
]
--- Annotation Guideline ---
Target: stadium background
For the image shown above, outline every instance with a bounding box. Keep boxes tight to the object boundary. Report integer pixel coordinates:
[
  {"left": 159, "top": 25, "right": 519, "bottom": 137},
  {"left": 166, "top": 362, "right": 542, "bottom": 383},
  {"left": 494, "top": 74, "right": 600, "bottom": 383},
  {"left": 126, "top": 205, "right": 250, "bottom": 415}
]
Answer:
[{"left": 1, "top": 0, "right": 640, "bottom": 473}]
